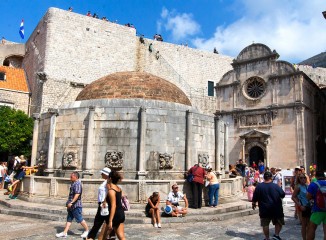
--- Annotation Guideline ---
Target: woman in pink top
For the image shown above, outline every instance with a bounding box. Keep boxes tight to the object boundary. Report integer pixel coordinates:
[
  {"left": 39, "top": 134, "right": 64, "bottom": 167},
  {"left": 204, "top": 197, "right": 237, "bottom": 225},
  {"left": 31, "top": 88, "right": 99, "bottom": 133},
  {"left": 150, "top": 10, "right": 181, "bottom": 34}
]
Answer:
[
  {"left": 188, "top": 164, "right": 205, "bottom": 209},
  {"left": 245, "top": 182, "right": 256, "bottom": 202}
]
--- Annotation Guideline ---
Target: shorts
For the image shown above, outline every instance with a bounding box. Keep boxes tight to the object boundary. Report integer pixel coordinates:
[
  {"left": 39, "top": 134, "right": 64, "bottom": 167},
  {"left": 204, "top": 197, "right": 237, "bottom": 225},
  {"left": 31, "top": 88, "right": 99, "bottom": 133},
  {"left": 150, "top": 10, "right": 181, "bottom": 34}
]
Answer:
[
  {"left": 310, "top": 212, "right": 326, "bottom": 225},
  {"left": 301, "top": 206, "right": 312, "bottom": 218},
  {"left": 0, "top": 177, "right": 2, "bottom": 182},
  {"left": 260, "top": 217, "right": 285, "bottom": 227},
  {"left": 67, "top": 207, "right": 84, "bottom": 223},
  {"left": 14, "top": 171, "right": 26, "bottom": 181}
]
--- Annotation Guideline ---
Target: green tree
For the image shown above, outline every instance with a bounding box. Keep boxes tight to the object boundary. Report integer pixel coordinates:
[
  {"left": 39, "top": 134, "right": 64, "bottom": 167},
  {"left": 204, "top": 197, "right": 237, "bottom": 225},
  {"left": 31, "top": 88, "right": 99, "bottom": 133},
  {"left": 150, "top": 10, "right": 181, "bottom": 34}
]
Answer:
[{"left": 0, "top": 106, "right": 33, "bottom": 157}]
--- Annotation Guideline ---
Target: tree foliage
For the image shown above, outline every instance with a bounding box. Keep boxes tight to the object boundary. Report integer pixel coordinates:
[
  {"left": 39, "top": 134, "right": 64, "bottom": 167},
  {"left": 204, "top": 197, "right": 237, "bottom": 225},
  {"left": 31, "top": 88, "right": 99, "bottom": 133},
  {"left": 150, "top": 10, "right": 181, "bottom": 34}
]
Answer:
[{"left": 0, "top": 106, "right": 33, "bottom": 157}]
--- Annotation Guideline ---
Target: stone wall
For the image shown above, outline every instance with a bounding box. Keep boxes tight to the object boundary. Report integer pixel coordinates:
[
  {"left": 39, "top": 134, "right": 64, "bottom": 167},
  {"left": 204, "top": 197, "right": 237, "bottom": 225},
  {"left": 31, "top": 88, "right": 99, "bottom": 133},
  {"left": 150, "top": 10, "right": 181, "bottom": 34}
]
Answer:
[
  {"left": 23, "top": 7, "right": 233, "bottom": 115},
  {"left": 0, "top": 42, "right": 25, "bottom": 65},
  {"left": 0, "top": 89, "right": 30, "bottom": 114}
]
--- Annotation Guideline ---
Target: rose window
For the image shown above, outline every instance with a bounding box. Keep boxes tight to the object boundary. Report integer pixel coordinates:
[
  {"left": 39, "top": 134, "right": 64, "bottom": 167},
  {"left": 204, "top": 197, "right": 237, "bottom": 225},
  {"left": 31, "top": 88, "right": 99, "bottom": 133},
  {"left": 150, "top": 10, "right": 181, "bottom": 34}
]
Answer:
[{"left": 243, "top": 77, "right": 266, "bottom": 100}]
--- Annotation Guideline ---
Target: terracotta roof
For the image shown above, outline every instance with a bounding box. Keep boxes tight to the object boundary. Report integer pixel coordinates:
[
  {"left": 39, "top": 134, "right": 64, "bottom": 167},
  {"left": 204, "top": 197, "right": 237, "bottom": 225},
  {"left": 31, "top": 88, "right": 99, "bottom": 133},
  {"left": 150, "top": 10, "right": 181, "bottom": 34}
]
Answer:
[
  {"left": 76, "top": 71, "right": 191, "bottom": 106},
  {"left": 0, "top": 66, "right": 29, "bottom": 92}
]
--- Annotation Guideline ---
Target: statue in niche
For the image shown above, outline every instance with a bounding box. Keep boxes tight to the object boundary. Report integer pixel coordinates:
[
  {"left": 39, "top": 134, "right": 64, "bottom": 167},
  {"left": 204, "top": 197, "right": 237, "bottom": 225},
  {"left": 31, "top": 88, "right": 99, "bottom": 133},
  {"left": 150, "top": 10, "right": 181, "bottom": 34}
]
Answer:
[
  {"left": 198, "top": 153, "right": 209, "bottom": 168},
  {"left": 159, "top": 153, "right": 173, "bottom": 169},
  {"left": 62, "top": 151, "right": 78, "bottom": 168},
  {"left": 240, "top": 116, "right": 246, "bottom": 126},
  {"left": 105, "top": 151, "right": 124, "bottom": 169}
]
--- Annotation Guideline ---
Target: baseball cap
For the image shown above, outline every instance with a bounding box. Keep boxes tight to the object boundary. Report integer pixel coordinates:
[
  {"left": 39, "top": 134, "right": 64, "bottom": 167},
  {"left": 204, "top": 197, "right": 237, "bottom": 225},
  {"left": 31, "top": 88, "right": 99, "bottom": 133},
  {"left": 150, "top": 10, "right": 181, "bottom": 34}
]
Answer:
[
  {"left": 164, "top": 205, "right": 173, "bottom": 214},
  {"left": 100, "top": 167, "right": 111, "bottom": 176},
  {"left": 295, "top": 166, "right": 301, "bottom": 170}
]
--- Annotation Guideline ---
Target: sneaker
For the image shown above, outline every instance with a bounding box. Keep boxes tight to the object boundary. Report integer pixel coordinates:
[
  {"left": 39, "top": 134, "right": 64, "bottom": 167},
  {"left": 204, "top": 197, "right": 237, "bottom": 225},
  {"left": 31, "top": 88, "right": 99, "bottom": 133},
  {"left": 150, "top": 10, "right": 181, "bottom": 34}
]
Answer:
[
  {"left": 272, "top": 235, "right": 282, "bottom": 240},
  {"left": 154, "top": 223, "right": 158, "bottom": 228},
  {"left": 80, "top": 230, "right": 89, "bottom": 238},
  {"left": 157, "top": 223, "right": 161, "bottom": 228},
  {"left": 56, "top": 232, "right": 67, "bottom": 238}
]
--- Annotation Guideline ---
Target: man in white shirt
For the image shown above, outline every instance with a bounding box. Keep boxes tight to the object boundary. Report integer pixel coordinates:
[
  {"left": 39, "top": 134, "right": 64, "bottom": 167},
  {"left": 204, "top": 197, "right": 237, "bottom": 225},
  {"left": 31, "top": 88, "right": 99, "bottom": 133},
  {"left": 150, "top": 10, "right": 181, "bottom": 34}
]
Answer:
[
  {"left": 166, "top": 184, "right": 188, "bottom": 217},
  {"left": 271, "top": 167, "right": 282, "bottom": 187}
]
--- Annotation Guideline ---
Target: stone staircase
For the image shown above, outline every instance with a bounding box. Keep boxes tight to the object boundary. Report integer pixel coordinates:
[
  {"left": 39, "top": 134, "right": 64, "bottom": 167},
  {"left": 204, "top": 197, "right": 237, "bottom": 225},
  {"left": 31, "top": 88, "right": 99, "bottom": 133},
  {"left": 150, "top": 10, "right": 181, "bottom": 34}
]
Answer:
[{"left": 0, "top": 192, "right": 258, "bottom": 224}]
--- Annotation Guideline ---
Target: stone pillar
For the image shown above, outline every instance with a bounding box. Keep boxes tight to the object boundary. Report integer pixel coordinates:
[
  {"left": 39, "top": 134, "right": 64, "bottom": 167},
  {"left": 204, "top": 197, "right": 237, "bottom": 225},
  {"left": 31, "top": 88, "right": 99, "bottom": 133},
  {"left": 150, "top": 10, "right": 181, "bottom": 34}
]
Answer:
[
  {"left": 241, "top": 139, "right": 246, "bottom": 161},
  {"left": 137, "top": 107, "right": 147, "bottom": 179},
  {"left": 264, "top": 139, "right": 270, "bottom": 167},
  {"left": 85, "top": 106, "right": 95, "bottom": 173},
  {"left": 214, "top": 116, "right": 221, "bottom": 172},
  {"left": 186, "top": 110, "right": 193, "bottom": 171},
  {"left": 295, "top": 105, "right": 306, "bottom": 167},
  {"left": 31, "top": 113, "right": 40, "bottom": 166},
  {"left": 224, "top": 123, "right": 229, "bottom": 173},
  {"left": 46, "top": 109, "right": 58, "bottom": 175}
]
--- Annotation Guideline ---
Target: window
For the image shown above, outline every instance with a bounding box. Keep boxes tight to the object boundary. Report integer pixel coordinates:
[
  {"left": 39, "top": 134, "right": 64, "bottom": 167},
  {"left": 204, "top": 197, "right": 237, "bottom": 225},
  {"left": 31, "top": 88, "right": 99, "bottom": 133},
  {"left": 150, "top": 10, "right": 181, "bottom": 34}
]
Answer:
[
  {"left": 0, "top": 72, "right": 5, "bottom": 81},
  {"left": 208, "top": 81, "right": 214, "bottom": 96},
  {"left": 242, "top": 76, "right": 266, "bottom": 100}
]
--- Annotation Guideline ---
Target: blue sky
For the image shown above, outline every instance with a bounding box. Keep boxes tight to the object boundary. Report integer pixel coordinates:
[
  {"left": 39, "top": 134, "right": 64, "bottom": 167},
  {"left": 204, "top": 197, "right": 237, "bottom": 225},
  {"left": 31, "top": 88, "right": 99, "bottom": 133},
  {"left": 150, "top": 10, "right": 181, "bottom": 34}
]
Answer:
[{"left": 0, "top": 0, "right": 325, "bottom": 63}]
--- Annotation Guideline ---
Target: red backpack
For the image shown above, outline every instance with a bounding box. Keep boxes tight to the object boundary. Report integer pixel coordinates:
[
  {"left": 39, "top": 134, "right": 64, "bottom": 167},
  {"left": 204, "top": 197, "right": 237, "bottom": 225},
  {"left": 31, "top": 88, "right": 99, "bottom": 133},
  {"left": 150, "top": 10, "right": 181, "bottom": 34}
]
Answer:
[{"left": 315, "top": 181, "right": 326, "bottom": 211}]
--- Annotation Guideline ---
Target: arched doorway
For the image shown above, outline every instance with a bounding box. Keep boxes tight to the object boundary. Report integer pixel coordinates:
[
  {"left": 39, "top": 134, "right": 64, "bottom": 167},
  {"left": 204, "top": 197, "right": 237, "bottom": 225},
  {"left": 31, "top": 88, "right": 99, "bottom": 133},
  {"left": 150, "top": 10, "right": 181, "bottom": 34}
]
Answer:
[{"left": 249, "top": 146, "right": 264, "bottom": 167}]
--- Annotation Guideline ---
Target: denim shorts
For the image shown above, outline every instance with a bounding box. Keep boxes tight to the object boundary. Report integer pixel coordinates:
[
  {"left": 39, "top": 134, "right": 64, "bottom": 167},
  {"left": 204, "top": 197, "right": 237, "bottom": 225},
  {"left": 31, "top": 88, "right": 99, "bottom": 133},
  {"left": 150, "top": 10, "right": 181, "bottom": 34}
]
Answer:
[{"left": 67, "top": 207, "right": 84, "bottom": 223}]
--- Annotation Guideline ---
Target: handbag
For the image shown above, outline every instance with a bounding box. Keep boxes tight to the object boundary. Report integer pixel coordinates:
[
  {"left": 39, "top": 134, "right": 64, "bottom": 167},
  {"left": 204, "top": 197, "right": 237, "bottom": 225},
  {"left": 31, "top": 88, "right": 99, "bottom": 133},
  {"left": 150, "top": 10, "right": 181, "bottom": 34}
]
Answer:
[
  {"left": 187, "top": 173, "right": 194, "bottom": 183},
  {"left": 100, "top": 205, "right": 109, "bottom": 216},
  {"left": 205, "top": 179, "right": 210, "bottom": 187},
  {"left": 121, "top": 195, "right": 130, "bottom": 211}
]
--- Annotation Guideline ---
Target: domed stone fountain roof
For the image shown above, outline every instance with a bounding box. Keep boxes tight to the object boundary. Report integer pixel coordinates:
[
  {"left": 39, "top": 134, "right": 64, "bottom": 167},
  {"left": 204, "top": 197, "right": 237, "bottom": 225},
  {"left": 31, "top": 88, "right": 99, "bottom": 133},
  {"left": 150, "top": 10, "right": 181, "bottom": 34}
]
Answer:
[{"left": 76, "top": 71, "right": 191, "bottom": 106}]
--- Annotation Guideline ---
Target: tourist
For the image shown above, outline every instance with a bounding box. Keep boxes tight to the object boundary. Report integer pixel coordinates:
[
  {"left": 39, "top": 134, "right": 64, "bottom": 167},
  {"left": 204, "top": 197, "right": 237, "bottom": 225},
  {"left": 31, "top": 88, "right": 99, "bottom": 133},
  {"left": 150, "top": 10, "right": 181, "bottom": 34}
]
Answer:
[
  {"left": 252, "top": 171, "right": 285, "bottom": 240},
  {"left": 252, "top": 161, "right": 257, "bottom": 170},
  {"left": 102, "top": 170, "right": 126, "bottom": 240},
  {"left": 213, "top": 47, "right": 219, "bottom": 54},
  {"left": 271, "top": 167, "right": 282, "bottom": 187},
  {"left": 291, "top": 166, "right": 302, "bottom": 219},
  {"left": 68, "top": 7, "right": 73, "bottom": 12},
  {"left": 56, "top": 172, "right": 89, "bottom": 238},
  {"left": 292, "top": 173, "right": 311, "bottom": 240},
  {"left": 301, "top": 166, "right": 311, "bottom": 185},
  {"left": 245, "top": 182, "right": 256, "bottom": 202},
  {"left": 0, "top": 161, "right": 5, "bottom": 189},
  {"left": 258, "top": 160, "right": 265, "bottom": 174},
  {"left": 8, "top": 162, "right": 29, "bottom": 198},
  {"left": 188, "top": 163, "right": 205, "bottom": 209},
  {"left": 166, "top": 183, "right": 188, "bottom": 217},
  {"left": 309, "top": 169, "right": 317, "bottom": 183},
  {"left": 87, "top": 167, "right": 116, "bottom": 240},
  {"left": 306, "top": 170, "right": 326, "bottom": 240},
  {"left": 86, "top": 11, "right": 91, "bottom": 17},
  {"left": 236, "top": 159, "right": 246, "bottom": 177},
  {"left": 205, "top": 165, "right": 219, "bottom": 207},
  {"left": 145, "top": 191, "right": 161, "bottom": 228}
]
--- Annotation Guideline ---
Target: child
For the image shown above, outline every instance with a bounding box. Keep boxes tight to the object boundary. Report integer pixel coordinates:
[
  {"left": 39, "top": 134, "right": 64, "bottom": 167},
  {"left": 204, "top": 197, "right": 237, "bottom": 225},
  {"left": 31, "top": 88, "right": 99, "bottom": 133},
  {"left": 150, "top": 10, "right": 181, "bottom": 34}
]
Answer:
[
  {"left": 145, "top": 192, "right": 162, "bottom": 228},
  {"left": 245, "top": 182, "right": 256, "bottom": 202}
]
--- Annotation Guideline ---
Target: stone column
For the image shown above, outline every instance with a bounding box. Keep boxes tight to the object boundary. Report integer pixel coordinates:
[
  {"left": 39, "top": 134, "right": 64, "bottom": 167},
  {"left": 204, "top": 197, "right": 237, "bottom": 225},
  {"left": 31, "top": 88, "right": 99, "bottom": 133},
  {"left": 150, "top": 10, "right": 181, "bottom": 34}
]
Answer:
[
  {"left": 85, "top": 106, "right": 95, "bottom": 173},
  {"left": 224, "top": 123, "right": 229, "bottom": 173},
  {"left": 264, "top": 139, "right": 270, "bottom": 167},
  {"left": 186, "top": 110, "right": 193, "bottom": 171},
  {"left": 46, "top": 109, "right": 58, "bottom": 175},
  {"left": 214, "top": 116, "right": 221, "bottom": 172},
  {"left": 31, "top": 113, "right": 40, "bottom": 166},
  {"left": 137, "top": 107, "right": 147, "bottom": 179},
  {"left": 241, "top": 139, "right": 246, "bottom": 161},
  {"left": 295, "top": 105, "right": 306, "bottom": 167}
]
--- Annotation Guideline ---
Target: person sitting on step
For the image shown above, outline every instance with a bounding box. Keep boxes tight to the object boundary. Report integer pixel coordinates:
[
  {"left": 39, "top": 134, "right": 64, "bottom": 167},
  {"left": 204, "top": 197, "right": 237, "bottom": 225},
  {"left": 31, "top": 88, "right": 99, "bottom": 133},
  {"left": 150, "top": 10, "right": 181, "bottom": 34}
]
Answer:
[
  {"left": 165, "top": 184, "right": 188, "bottom": 217},
  {"left": 145, "top": 191, "right": 162, "bottom": 228}
]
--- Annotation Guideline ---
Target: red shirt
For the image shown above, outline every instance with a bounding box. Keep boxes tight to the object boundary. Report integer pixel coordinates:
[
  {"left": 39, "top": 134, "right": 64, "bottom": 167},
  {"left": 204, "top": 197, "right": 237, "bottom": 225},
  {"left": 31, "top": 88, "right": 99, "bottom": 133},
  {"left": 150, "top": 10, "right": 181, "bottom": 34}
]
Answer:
[{"left": 189, "top": 166, "right": 205, "bottom": 184}]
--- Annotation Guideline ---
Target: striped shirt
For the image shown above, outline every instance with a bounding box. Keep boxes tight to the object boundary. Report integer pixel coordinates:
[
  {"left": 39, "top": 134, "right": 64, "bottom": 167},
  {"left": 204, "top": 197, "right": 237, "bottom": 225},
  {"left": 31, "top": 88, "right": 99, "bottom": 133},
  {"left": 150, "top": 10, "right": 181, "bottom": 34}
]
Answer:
[{"left": 68, "top": 180, "right": 83, "bottom": 209}]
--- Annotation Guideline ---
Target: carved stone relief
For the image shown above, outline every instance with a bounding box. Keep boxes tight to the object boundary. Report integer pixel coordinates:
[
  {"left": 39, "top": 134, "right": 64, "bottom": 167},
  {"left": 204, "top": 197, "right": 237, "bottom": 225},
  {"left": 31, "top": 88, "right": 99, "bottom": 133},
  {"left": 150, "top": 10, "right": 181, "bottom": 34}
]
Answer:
[
  {"left": 62, "top": 150, "right": 78, "bottom": 168},
  {"left": 105, "top": 151, "right": 124, "bottom": 169},
  {"left": 220, "top": 154, "right": 225, "bottom": 169},
  {"left": 159, "top": 152, "right": 173, "bottom": 169},
  {"left": 198, "top": 153, "right": 209, "bottom": 167},
  {"left": 238, "top": 112, "right": 272, "bottom": 128},
  {"left": 37, "top": 150, "right": 47, "bottom": 166}
]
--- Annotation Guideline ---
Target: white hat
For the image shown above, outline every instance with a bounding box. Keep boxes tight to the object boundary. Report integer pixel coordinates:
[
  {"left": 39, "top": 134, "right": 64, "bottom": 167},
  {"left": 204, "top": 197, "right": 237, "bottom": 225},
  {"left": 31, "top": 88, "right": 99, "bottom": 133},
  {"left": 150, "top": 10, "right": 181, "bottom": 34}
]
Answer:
[{"left": 100, "top": 167, "right": 111, "bottom": 176}]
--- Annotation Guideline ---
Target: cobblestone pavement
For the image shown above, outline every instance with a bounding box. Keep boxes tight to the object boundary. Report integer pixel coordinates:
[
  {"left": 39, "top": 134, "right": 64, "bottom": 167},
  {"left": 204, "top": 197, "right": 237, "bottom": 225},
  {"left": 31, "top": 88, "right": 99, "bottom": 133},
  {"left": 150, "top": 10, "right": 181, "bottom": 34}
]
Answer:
[{"left": 1, "top": 204, "right": 323, "bottom": 240}]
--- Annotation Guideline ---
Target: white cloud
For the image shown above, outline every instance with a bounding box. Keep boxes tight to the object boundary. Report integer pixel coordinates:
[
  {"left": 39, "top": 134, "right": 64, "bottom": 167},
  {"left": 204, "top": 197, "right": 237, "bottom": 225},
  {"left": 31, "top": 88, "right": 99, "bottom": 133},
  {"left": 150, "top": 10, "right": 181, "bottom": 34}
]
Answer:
[
  {"left": 157, "top": 8, "right": 200, "bottom": 42},
  {"left": 192, "top": 0, "right": 326, "bottom": 63}
]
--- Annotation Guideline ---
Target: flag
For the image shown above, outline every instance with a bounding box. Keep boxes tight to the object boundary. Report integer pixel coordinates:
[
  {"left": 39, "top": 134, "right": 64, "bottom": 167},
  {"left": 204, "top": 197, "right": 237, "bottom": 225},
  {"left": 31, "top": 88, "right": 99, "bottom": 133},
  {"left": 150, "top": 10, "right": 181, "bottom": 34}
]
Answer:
[{"left": 19, "top": 19, "right": 24, "bottom": 39}]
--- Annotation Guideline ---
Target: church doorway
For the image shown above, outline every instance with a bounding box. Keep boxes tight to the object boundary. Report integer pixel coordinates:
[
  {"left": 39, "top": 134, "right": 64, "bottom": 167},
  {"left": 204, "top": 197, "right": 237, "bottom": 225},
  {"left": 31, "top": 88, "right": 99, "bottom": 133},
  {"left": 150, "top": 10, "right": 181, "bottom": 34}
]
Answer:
[{"left": 249, "top": 146, "right": 264, "bottom": 167}]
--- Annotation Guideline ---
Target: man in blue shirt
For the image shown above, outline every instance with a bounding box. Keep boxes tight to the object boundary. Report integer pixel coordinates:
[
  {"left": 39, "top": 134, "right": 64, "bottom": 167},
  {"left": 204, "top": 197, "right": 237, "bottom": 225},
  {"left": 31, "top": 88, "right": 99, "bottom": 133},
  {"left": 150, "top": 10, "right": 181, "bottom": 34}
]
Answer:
[
  {"left": 56, "top": 172, "right": 89, "bottom": 238},
  {"left": 252, "top": 171, "right": 285, "bottom": 240},
  {"left": 306, "top": 170, "right": 326, "bottom": 240}
]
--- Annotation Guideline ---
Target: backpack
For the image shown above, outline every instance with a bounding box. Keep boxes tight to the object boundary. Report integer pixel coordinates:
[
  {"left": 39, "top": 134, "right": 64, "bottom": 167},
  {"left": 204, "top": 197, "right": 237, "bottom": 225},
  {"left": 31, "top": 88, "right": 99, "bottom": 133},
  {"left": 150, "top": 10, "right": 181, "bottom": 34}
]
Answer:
[{"left": 315, "top": 182, "right": 326, "bottom": 211}]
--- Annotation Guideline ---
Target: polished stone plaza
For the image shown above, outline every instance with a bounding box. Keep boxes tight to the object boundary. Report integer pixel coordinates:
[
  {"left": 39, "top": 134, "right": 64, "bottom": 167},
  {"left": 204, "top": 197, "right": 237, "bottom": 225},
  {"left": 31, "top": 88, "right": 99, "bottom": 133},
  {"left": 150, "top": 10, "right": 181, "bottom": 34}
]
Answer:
[{"left": 1, "top": 203, "right": 323, "bottom": 240}]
